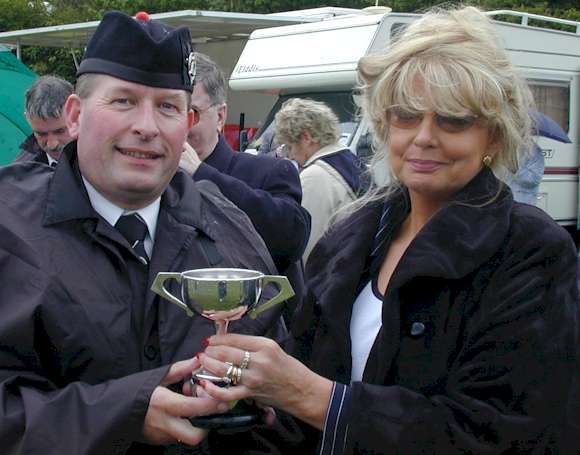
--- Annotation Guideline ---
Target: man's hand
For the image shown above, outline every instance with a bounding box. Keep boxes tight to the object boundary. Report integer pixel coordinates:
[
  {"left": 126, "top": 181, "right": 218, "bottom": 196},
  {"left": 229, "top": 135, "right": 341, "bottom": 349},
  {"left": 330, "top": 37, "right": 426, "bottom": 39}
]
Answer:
[
  {"left": 143, "top": 357, "right": 229, "bottom": 446},
  {"left": 180, "top": 142, "right": 202, "bottom": 176}
]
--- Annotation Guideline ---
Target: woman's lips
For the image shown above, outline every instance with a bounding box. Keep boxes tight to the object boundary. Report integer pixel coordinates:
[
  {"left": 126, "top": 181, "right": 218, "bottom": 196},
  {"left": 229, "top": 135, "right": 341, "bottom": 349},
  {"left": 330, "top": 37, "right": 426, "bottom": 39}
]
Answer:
[{"left": 407, "top": 159, "right": 445, "bottom": 172}]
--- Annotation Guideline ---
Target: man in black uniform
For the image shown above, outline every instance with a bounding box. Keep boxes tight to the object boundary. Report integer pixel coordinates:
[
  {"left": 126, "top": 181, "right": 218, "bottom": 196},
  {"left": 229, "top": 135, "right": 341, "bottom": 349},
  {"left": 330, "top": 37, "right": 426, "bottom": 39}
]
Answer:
[
  {"left": 0, "top": 11, "right": 282, "bottom": 454},
  {"left": 180, "top": 53, "right": 310, "bottom": 321},
  {"left": 14, "top": 75, "right": 73, "bottom": 165}
]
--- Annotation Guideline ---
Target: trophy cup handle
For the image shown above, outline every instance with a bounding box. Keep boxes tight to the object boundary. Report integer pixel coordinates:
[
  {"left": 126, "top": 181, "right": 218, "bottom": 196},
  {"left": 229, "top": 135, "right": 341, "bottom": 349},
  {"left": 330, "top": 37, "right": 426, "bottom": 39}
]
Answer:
[
  {"left": 247, "top": 275, "right": 295, "bottom": 319},
  {"left": 151, "top": 272, "right": 194, "bottom": 317}
]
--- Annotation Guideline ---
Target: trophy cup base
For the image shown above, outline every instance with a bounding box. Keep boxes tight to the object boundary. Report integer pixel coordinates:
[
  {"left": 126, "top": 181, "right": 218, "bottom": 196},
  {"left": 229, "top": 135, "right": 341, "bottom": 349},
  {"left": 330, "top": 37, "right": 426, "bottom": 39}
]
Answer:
[{"left": 189, "top": 400, "right": 262, "bottom": 430}]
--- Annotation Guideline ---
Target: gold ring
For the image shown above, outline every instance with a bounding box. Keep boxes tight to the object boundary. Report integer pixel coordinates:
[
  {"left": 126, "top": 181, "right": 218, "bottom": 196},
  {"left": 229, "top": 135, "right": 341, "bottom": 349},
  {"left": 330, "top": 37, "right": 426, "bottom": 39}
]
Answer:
[
  {"left": 229, "top": 366, "right": 241, "bottom": 386},
  {"left": 234, "top": 366, "right": 242, "bottom": 385},
  {"left": 240, "top": 351, "right": 251, "bottom": 370},
  {"left": 223, "top": 363, "right": 235, "bottom": 385}
]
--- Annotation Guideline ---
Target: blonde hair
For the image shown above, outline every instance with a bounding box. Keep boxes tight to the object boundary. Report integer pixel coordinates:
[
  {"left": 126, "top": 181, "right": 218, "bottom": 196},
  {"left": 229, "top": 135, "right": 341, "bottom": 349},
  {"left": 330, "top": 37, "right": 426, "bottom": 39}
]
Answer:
[
  {"left": 275, "top": 98, "right": 340, "bottom": 147},
  {"left": 342, "top": 6, "right": 535, "bottom": 217}
]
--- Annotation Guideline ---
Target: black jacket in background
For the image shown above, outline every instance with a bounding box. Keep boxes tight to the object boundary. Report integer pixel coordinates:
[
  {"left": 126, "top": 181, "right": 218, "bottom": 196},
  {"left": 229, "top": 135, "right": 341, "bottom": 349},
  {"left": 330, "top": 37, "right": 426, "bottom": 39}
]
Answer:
[
  {"left": 193, "top": 135, "right": 310, "bottom": 272},
  {"left": 193, "top": 135, "right": 310, "bottom": 323},
  {"left": 13, "top": 133, "right": 49, "bottom": 164}
]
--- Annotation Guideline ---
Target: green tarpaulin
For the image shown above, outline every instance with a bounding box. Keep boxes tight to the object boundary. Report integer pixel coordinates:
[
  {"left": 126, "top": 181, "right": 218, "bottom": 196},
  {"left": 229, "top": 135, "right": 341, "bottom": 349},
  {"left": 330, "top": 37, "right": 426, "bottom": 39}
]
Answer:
[{"left": 0, "top": 49, "right": 37, "bottom": 165}]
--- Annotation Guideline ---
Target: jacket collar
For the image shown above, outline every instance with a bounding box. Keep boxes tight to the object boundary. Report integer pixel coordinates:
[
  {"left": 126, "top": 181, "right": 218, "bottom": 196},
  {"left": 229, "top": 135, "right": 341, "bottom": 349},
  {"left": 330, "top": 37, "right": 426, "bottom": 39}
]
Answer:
[
  {"left": 307, "top": 167, "right": 512, "bottom": 310},
  {"left": 204, "top": 134, "right": 234, "bottom": 173},
  {"left": 302, "top": 142, "right": 347, "bottom": 169},
  {"left": 387, "top": 167, "right": 512, "bottom": 292}
]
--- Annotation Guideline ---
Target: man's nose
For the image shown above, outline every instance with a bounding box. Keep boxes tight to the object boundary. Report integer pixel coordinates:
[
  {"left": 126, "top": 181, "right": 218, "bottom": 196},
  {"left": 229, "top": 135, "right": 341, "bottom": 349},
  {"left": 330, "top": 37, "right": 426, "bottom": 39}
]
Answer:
[
  {"left": 46, "top": 135, "right": 60, "bottom": 151},
  {"left": 133, "top": 103, "right": 160, "bottom": 139}
]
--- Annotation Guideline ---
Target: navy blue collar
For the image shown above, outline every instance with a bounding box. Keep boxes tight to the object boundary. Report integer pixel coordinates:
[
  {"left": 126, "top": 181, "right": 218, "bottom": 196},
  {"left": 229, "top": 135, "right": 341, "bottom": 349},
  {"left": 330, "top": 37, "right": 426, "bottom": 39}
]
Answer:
[{"left": 204, "top": 135, "right": 235, "bottom": 173}]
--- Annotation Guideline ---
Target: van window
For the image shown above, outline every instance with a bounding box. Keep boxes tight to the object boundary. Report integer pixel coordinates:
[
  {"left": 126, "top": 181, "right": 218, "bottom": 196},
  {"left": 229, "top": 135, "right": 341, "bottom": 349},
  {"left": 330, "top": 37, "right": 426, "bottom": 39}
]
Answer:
[
  {"left": 249, "top": 91, "right": 357, "bottom": 155},
  {"left": 528, "top": 79, "right": 570, "bottom": 133}
]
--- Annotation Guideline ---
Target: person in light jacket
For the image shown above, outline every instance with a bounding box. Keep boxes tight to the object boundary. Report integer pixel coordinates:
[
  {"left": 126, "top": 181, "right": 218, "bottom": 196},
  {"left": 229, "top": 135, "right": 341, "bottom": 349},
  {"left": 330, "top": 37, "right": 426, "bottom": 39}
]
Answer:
[{"left": 275, "top": 98, "right": 365, "bottom": 262}]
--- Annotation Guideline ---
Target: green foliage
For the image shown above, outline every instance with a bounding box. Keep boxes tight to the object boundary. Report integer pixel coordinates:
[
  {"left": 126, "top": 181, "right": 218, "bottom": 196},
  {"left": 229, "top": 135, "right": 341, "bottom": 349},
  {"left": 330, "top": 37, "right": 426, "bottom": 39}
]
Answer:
[
  {"left": 0, "top": 0, "right": 578, "bottom": 79},
  {"left": 0, "top": 0, "right": 48, "bottom": 32}
]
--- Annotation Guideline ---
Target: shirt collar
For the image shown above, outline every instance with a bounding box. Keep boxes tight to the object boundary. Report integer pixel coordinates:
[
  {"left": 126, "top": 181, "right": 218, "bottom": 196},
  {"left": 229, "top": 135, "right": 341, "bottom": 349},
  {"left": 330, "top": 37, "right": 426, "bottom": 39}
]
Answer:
[
  {"left": 81, "top": 176, "right": 160, "bottom": 244},
  {"left": 45, "top": 153, "right": 58, "bottom": 166}
]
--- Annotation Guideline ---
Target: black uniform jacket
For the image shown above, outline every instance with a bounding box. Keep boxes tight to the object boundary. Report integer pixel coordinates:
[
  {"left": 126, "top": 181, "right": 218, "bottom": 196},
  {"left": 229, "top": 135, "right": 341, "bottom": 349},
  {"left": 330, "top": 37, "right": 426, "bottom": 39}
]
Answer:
[
  {"left": 0, "top": 144, "right": 282, "bottom": 454},
  {"left": 13, "top": 133, "right": 49, "bottom": 164},
  {"left": 235, "top": 168, "right": 579, "bottom": 454},
  {"left": 193, "top": 135, "right": 310, "bottom": 271}
]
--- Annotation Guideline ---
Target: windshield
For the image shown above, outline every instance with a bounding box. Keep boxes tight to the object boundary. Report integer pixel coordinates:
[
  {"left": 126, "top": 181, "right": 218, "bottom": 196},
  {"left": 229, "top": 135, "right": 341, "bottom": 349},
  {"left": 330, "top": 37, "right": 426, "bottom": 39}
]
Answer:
[{"left": 248, "top": 91, "right": 358, "bottom": 155}]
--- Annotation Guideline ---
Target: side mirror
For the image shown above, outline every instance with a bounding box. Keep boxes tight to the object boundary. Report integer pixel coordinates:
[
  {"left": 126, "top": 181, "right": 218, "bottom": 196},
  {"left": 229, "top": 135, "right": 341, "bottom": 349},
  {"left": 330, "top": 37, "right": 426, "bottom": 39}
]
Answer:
[{"left": 239, "top": 130, "right": 249, "bottom": 152}]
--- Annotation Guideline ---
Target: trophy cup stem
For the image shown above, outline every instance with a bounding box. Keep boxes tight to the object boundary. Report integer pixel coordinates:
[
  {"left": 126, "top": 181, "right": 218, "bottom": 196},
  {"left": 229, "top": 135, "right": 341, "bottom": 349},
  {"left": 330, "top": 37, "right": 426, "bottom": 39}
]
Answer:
[{"left": 215, "top": 320, "right": 229, "bottom": 336}]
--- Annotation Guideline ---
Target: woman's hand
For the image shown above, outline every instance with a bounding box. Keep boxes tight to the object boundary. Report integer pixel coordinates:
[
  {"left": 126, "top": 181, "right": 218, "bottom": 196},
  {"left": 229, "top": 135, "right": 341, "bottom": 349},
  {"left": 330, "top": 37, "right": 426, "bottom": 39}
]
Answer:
[{"left": 198, "top": 334, "right": 333, "bottom": 430}]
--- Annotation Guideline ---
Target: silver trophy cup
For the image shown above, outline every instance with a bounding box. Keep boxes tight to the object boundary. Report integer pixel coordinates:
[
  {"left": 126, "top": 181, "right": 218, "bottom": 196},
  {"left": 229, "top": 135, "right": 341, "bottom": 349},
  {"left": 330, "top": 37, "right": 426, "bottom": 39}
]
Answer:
[{"left": 150, "top": 268, "right": 294, "bottom": 429}]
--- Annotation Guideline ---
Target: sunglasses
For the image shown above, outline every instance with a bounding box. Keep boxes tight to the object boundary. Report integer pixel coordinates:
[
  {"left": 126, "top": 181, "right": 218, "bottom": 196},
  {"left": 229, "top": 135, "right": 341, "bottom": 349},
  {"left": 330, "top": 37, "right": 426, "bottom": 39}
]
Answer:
[{"left": 387, "top": 107, "right": 479, "bottom": 133}]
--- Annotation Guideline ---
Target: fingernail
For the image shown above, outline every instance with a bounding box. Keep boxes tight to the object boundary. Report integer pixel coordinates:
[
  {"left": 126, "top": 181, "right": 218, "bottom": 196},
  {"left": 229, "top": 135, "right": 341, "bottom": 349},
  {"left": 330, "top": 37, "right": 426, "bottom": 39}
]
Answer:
[
  {"left": 195, "top": 352, "right": 202, "bottom": 360},
  {"left": 199, "top": 379, "right": 208, "bottom": 388},
  {"left": 202, "top": 338, "right": 210, "bottom": 346}
]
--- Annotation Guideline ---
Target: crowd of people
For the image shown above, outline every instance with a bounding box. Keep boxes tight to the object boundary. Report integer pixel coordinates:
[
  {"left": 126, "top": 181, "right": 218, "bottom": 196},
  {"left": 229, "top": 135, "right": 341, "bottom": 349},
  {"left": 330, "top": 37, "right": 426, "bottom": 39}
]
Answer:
[{"left": 0, "top": 5, "right": 577, "bottom": 455}]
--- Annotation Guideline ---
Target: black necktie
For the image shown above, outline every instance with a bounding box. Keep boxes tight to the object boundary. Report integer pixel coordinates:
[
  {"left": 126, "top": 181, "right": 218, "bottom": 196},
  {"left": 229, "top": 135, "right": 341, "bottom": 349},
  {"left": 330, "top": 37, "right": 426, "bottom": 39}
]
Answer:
[{"left": 115, "top": 213, "right": 149, "bottom": 264}]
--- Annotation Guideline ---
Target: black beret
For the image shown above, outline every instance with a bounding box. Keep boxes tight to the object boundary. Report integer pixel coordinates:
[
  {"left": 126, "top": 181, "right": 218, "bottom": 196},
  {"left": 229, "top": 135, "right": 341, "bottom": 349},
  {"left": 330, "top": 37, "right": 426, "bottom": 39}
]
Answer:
[{"left": 77, "top": 11, "right": 195, "bottom": 92}]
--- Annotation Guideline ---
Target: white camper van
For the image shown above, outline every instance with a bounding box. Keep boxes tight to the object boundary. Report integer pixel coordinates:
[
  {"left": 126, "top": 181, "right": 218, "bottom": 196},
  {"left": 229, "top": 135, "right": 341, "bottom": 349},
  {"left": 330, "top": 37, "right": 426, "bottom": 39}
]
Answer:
[{"left": 230, "top": 9, "right": 580, "bottom": 241}]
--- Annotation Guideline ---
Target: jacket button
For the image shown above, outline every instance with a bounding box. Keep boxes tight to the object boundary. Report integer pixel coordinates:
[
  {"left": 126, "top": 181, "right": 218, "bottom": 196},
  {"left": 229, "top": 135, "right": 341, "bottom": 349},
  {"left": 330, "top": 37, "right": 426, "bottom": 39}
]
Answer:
[
  {"left": 410, "top": 321, "right": 426, "bottom": 338},
  {"left": 144, "top": 345, "right": 158, "bottom": 360}
]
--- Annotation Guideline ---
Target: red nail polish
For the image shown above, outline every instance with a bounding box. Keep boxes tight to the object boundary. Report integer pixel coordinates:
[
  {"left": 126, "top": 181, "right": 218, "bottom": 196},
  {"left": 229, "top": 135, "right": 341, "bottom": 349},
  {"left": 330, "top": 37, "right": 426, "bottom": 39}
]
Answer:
[
  {"left": 202, "top": 338, "right": 210, "bottom": 346},
  {"left": 195, "top": 352, "right": 202, "bottom": 360}
]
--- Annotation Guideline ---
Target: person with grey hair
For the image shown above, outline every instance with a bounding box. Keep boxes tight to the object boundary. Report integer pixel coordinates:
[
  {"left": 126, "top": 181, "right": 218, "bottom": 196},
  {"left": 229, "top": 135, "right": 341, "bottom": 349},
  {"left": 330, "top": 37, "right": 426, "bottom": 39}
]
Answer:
[
  {"left": 275, "top": 98, "right": 365, "bottom": 261},
  {"left": 195, "top": 6, "right": 578, "bottom": 455},
  {"left": 14, "top": 75, "right": 73, "bottom": 165},
  {"left": 179, "top": 52, "right": 310, "bottom": 322}
]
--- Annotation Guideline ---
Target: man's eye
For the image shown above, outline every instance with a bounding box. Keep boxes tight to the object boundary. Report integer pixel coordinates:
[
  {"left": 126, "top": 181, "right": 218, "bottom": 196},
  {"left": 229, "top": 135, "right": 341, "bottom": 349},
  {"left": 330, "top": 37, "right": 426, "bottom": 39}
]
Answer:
[
  {"left": 112, "top": 98, "right": 130, "bottom": 105},
  {"left": 160, "top": 102, "right": 178, "bottom": 111}
]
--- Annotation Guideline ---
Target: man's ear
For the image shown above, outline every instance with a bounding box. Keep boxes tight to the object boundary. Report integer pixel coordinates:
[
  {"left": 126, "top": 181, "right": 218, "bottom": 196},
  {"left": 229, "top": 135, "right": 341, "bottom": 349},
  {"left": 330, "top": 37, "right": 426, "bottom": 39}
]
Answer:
[
  {"left": 216, "top": 103, "right": 227, "bottom": 133},
  {"left": 64, "top": 94, "right": 82, "bottom": 139},
  {"left": 188, "top": 108, "right": 197, "bottom": 129}
]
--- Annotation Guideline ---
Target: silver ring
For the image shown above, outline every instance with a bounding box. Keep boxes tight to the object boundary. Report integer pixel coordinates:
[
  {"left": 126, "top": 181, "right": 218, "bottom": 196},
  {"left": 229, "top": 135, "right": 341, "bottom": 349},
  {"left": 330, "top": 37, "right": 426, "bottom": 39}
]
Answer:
[{"left": 240, "top": 351, "right": 251, "bottom": 370}]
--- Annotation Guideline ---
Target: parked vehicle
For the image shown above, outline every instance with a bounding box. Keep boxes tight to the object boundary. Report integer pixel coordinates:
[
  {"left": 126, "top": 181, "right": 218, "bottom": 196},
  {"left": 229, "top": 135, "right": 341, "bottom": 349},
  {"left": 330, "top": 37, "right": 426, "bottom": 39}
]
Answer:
[{"left": 231, "top": 8, "right": 580, "bottom": 240}]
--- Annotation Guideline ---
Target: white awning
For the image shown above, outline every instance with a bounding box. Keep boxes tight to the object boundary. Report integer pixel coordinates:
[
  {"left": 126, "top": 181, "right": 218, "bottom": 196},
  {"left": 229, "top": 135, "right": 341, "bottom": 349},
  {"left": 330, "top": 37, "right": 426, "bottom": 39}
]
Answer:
[{"left": 0, "top": 10, "right": 318, "bottom": 49}]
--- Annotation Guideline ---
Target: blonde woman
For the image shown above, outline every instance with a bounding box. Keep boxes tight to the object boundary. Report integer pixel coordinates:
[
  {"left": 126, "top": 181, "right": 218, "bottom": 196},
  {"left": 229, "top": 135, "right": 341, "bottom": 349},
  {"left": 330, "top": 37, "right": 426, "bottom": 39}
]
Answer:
[{"left": 199, "top": 7, "right": 578, "bottom": 454}]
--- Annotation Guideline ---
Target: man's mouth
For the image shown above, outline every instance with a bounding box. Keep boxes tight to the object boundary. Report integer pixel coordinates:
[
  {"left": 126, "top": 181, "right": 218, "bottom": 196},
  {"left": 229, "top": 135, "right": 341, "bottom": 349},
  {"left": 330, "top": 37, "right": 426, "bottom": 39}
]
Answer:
[{"left": 116, "top": 146, "right": 161, "bottom": 159}]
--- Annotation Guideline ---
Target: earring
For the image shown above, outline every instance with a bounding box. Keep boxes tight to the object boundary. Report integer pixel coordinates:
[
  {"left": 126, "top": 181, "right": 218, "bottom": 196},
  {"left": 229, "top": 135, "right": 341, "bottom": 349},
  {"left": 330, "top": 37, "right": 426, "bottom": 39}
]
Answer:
[{"left": 482, "top": 155, "right": 492, "bottom": 167}]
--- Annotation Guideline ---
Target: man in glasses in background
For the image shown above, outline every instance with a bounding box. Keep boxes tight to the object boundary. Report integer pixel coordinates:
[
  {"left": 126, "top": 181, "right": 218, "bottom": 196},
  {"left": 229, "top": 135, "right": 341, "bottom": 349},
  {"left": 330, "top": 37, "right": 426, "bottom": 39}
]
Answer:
[{"left": 180, "top": 52, "right": 310, "bottom": 324}]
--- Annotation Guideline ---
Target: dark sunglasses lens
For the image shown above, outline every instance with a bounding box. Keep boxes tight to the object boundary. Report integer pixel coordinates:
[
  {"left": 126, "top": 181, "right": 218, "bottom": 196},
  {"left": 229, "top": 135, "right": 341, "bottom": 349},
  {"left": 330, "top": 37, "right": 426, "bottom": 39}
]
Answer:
[
  {"left": 387, "top": 108, "right": 422, "bottom": 128},
  {"left": 437, "top": 115, "right": 477, "bottom": 132}
]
